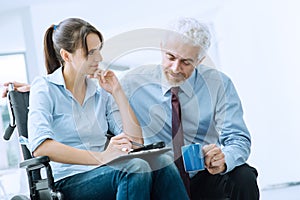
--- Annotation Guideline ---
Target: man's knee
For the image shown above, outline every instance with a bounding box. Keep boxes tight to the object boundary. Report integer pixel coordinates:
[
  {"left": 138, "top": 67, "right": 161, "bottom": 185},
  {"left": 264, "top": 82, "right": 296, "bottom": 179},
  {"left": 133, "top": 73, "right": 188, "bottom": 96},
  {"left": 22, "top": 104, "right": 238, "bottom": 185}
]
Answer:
[
  {"left": 227, "top": 164, "right": 260, "bottom": 199},
  {"left": 230, "top": 163, "right": 258, "bottom": 185}
]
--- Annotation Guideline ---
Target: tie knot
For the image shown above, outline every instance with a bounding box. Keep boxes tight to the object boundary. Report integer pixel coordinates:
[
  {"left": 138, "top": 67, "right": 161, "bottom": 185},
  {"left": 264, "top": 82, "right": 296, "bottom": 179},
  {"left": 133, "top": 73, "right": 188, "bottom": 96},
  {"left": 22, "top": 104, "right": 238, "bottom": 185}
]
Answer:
[{"left": 171, "top": 87, "right": 179, "bottom": 96}]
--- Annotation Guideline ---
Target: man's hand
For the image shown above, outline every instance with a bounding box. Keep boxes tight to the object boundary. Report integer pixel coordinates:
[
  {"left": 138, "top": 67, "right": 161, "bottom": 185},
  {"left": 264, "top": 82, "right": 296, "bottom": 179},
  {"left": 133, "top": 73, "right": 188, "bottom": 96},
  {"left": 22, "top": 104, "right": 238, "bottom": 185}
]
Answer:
[{"left": 203, "top": 144, "right": 226, "bottom": 175}]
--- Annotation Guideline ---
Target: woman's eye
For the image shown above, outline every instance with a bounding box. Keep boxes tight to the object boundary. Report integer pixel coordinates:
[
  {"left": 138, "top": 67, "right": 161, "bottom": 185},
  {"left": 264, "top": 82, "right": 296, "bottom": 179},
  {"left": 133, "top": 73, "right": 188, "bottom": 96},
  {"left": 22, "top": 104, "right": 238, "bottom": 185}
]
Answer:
[{"left": 88, "top": 50, "right": 95, "bottom": 56}]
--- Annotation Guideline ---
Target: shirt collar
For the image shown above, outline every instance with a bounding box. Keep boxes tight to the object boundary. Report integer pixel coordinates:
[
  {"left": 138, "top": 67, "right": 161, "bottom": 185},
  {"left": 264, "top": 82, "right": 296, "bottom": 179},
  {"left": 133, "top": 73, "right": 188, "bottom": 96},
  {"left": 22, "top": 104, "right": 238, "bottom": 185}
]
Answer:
[
  {"left": 85, "top": 78, "right": 98, "bottom": 100},
  {"left": 47, "top": 66, "right": 98, "bottom": 98},
  {"left": 47, "top": 66, "right": 65, "bottom": 87},
  {"left": 161, "top": 66, "right": 195, "bottom": 98}
]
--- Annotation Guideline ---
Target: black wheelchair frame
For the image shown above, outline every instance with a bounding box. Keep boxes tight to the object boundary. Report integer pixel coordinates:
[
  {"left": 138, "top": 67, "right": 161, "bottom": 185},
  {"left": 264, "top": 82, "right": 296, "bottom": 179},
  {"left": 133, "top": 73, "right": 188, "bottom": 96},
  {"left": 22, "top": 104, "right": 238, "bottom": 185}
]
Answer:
[{"left": 3, "top": 84, "right": 63, "bottom": 200}]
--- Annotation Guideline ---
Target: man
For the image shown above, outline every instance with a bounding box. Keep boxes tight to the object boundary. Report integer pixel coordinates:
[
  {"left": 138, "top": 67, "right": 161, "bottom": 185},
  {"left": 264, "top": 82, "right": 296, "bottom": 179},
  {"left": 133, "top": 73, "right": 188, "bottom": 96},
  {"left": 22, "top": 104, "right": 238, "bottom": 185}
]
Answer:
[{"left": 120, "top": 18, "right": 259, "bottom": 199}]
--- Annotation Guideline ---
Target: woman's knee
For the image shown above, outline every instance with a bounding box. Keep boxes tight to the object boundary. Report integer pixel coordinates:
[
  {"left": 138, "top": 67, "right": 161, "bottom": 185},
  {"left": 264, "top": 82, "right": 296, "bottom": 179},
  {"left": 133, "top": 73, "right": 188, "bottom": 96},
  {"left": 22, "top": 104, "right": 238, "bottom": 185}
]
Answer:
[
  {"left": 156, "top": 154, "right": 173, "bottom": 164},
  {"left": 124, "top": 158, "right": 152, "bottom": 173},
  {"left": 147, "top": 154, "right": 175, "bottom": 171}
]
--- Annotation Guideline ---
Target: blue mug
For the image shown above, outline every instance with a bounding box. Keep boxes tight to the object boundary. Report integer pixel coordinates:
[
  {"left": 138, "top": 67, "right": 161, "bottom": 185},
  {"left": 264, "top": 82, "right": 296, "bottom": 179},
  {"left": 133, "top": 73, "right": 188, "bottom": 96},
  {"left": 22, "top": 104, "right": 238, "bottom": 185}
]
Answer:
[{"left": 181, "top": 143, "right": 205, "bottom": 172}]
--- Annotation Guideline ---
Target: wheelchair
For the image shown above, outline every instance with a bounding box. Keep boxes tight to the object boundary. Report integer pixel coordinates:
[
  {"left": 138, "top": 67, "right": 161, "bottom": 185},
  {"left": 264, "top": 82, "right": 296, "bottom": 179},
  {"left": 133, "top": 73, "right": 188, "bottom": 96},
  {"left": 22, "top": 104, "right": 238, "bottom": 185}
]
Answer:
[{"left": 3, "top": 83, "right": 63, "bottom": 200}]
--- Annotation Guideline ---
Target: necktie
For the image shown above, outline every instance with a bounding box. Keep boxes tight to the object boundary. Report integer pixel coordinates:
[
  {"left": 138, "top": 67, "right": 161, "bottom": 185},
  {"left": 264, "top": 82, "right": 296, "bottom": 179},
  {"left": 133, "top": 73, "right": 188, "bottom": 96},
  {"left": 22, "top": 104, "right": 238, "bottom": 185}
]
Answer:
[{"left": 171, "top": 87, "right": 191, "bottom": 197}]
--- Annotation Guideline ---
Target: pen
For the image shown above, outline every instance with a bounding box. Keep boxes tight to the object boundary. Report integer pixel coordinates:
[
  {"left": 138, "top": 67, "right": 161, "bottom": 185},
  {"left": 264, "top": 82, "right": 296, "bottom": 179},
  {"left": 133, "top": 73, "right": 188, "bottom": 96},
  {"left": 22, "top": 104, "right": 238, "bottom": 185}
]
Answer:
[
  {"left": 131, "top": 141, "right": 145, "bottom": 148},
  {"left": 105, "top": 133, "right": 144, "bottom": 147},
  {"left": 122, "top": 141, "right": 144, "bottom": 152}
]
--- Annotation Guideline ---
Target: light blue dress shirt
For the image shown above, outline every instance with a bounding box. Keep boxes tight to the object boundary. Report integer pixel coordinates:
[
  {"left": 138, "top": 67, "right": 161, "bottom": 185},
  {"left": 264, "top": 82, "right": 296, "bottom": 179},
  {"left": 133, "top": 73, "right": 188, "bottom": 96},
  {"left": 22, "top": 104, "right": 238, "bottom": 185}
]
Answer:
[
  {"left": 28, "top": 67, "right": 122, "bottom": 181},
  {"left": 121, "top": 64, "right": 251, "bottom": 174}
]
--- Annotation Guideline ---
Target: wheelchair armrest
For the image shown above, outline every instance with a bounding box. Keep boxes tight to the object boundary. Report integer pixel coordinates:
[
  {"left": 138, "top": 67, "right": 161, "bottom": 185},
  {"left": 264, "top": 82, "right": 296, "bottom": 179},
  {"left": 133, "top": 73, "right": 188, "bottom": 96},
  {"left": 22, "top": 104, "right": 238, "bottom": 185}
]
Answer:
[
  {"left": 20, "top": 156, "right": 50, "bottom": 169},
  {"left": 20, "top": 156, "right": 63, "bottom": 199}
]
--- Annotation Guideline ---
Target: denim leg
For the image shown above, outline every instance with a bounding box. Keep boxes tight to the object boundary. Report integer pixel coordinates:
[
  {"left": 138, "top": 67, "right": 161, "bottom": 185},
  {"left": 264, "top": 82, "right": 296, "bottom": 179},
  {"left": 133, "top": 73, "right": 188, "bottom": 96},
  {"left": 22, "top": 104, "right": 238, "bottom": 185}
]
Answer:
[
  {"left": 113, "top": 158, "right": 152, "bottom": 200},
  {"left": 55, "top": 158, "right": 152, "bottom": 200},
  {"left": 148, "top": 154, "right": 189, "bottom": 200}
]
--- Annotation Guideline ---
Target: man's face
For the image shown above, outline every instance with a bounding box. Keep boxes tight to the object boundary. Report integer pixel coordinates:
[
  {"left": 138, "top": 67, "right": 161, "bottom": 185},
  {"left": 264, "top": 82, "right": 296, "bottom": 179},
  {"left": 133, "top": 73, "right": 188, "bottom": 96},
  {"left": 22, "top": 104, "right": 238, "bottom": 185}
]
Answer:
[{"left": 161, "top": 35, "right": 202, "bottom": 86}]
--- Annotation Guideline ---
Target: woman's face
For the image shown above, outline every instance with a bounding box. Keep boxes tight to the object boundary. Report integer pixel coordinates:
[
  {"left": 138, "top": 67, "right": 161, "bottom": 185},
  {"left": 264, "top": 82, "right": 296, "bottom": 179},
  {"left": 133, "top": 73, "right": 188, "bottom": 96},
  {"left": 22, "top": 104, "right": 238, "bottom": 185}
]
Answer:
[{"left": 71, "top": 33, "right": 103, "bottom": 76}]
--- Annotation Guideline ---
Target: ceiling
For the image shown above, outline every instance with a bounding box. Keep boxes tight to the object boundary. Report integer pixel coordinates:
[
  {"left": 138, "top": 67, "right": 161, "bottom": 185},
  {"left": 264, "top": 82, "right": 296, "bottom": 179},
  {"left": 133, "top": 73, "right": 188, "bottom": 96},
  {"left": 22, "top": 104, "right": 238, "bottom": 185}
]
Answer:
[
  {"left": 0, "top": 0, "right": 69, "bottom": 14},
  {"left": 0, "top": 0, "right": 224, "bottom": 15},
  {"left": 0, "top": 0, "right": 34, "bottom": 13}
]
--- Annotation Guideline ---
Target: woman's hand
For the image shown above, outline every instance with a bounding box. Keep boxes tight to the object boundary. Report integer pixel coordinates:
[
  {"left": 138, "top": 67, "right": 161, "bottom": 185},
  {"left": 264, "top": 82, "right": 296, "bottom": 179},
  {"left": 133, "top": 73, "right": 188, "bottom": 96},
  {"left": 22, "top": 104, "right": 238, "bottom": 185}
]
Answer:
[
  {"left": 101, "top": 132, "right": 133, "bottom": 164},
  {"left": 91, "top": 69, "right": 121, "bottom": 95}
]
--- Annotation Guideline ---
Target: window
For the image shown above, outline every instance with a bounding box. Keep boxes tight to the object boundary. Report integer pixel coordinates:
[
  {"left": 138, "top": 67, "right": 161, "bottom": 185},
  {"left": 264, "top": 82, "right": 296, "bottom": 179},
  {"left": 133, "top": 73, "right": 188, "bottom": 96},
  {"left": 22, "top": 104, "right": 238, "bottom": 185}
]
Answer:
[{"left": 0, "top": 52, "right": 28, "bottom": 169}]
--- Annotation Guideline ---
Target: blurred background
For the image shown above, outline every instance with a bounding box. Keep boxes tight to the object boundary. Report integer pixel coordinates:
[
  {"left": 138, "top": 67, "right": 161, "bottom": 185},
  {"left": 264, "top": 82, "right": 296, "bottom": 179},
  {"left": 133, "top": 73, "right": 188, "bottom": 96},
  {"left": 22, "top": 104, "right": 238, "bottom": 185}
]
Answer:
[{"left": 0, "top": 0, "right": 300, "bottom": 199}]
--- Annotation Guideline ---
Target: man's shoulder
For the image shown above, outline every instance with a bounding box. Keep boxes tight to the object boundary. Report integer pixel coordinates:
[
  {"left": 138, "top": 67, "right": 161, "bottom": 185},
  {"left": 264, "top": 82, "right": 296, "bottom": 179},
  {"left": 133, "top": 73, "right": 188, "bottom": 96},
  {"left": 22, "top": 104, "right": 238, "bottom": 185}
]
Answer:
[
  {"left": 121, "top": 64, "right": 161, "bottom": 84},
  {"left": 196, "top": 64, "right": 230, "bottom": 82},
  {"left": 120, "top": 64, "right": 161, "bottom": 95}
]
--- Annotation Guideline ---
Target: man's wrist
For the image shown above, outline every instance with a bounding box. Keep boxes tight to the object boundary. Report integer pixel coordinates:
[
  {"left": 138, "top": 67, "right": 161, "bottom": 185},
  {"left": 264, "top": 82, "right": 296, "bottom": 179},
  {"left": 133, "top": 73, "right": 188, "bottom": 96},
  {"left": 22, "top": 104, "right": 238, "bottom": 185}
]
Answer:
[{"left": 222, "top": 163, "right": 227, "bottom": 173}]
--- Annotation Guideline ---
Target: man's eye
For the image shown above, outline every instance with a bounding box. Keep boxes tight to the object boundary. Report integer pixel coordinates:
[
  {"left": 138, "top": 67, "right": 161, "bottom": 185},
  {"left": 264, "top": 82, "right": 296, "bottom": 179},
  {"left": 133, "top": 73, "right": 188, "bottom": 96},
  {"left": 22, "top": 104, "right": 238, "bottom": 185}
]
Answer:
[
  {"left": 182, "top": 61, "right": 191, "bottom": 65},
  {"left": 166, "top": 54, "right": 175, "bottom": 60}
]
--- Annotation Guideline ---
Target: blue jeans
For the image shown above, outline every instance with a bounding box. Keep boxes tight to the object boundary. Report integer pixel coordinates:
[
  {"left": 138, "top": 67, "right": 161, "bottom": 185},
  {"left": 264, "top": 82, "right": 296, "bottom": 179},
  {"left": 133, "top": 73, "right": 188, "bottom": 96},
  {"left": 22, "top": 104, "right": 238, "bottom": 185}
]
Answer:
[{"left": 55, "top": 154, "right": 189, "bottom": 200}]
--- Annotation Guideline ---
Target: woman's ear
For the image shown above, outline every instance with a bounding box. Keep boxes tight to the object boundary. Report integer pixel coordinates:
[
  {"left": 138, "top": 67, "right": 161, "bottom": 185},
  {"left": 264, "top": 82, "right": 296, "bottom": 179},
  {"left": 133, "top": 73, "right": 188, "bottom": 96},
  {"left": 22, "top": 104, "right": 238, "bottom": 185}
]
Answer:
[{"left": 60, "top": 49, "right": 71, "bottom": 62}]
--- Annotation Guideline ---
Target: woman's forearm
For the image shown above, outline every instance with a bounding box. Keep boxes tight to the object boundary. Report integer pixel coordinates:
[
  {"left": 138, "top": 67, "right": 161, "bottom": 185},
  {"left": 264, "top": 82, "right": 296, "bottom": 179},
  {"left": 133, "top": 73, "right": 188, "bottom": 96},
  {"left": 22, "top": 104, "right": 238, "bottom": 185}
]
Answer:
[
  {"left": 33, "top": 139, "right": 105, "bottom": 165},
  {"left": 112, "top": 87, "right": 143, "bottom": 144}
]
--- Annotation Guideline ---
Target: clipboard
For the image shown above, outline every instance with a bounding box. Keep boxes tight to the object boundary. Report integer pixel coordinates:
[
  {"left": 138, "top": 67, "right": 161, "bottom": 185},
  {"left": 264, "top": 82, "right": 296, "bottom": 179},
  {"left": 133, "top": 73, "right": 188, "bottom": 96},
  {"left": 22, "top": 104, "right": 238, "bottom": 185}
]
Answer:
[{"left": 107, "top": 147, "right": 172, "bottom": 165}]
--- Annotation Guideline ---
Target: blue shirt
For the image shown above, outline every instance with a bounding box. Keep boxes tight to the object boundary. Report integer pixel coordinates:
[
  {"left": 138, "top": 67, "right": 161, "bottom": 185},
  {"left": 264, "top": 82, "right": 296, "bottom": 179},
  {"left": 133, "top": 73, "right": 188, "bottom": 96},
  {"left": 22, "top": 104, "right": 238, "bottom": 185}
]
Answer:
[
  {"left": 28, "top": 67, "right": 122, "bottom": 181},
  {"left": 121, "top": 64, "right": 251, "bottom": 174}
]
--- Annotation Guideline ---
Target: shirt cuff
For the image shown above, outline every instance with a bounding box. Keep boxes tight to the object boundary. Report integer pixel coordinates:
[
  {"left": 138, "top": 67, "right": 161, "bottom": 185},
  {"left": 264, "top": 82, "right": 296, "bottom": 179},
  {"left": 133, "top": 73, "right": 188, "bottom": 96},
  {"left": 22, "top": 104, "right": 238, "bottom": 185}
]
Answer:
[{"left": 221, "top": 151, "right": 235, "bottom": 174}]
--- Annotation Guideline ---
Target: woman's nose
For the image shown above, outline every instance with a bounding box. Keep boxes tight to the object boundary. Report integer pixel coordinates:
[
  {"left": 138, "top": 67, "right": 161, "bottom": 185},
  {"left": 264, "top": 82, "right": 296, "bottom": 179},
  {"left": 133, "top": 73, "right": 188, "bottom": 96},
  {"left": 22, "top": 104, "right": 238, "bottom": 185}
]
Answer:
[{"left": 94, "top": 51, "right": 103, "bottom": 62}]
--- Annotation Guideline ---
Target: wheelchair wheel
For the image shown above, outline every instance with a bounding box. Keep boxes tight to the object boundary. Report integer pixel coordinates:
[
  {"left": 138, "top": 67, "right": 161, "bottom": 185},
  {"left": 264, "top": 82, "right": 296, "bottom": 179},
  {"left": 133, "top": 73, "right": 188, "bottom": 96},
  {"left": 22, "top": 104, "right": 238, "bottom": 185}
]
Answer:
[{"left": 11, "top": 195, "right": 30, "bottom": 200}]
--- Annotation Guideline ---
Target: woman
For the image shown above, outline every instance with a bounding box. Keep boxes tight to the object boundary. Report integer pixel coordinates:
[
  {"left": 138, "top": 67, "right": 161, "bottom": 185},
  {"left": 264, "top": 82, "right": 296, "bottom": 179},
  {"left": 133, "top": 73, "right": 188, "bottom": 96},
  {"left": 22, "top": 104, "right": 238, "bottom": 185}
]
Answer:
[{"left": 27, "top": 18, "right": 188, "bottom": 200}]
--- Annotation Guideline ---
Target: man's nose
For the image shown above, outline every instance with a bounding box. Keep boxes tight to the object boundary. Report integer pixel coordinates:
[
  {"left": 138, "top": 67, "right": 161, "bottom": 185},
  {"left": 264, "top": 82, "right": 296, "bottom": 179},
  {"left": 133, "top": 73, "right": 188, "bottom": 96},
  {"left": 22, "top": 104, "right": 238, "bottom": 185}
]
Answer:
[{"left": 170, "top": 60, "right": 181, "bottom": 72}]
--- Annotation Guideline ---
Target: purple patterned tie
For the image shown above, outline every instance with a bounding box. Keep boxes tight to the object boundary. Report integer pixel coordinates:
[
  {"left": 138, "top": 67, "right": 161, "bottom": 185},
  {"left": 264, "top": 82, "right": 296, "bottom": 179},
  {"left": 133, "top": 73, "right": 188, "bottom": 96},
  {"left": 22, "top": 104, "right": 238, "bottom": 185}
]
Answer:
[{"left": 171, "top": 87, "right": 191, "bottom": 197}]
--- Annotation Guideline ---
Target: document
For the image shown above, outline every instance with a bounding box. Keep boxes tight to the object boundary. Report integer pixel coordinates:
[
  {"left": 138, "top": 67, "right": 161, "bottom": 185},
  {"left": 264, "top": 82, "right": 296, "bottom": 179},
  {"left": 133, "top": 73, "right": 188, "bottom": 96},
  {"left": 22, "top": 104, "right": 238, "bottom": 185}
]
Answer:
[{"left": 107, "top": 147, "right": 172, "bottom": 164}]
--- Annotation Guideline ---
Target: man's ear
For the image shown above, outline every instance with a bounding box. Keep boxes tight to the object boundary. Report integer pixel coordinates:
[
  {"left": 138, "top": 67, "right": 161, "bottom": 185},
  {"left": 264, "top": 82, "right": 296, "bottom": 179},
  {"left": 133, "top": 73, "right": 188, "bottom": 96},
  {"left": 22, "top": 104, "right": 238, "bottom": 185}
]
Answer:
[
  {"left": 160, "top": 42, "right": 163, "bottom": 53},
  {"left": 60, "top": 49, "right": 71, "bottom": 62},
  {"left": 197, "top": 56, "right": 206, "bottom": 66}
]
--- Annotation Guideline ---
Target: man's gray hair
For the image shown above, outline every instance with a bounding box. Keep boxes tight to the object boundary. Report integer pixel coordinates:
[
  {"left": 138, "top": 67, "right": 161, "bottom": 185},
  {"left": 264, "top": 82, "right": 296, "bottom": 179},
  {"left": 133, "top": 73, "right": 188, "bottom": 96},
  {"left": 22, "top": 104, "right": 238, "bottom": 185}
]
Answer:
[{"left": 165, "top": 17, "right": 211, "bottom": 57}]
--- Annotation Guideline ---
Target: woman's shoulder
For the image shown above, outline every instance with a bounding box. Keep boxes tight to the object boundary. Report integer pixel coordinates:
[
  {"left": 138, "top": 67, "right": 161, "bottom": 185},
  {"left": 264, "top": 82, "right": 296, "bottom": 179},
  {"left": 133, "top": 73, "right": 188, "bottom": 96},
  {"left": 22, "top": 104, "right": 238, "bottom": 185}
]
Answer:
[{"left": 31, "top": 75, "right": 49, "bottom": 89}]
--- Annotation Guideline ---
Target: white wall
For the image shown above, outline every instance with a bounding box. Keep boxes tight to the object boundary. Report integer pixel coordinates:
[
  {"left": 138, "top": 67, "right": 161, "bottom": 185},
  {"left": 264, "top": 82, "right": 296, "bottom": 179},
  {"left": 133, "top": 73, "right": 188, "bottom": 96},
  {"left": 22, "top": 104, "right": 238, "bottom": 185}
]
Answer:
[
  {"left": 214, "top": 0, "right": 300, "bottom": 187},
  {"left": 27, "top": 0, "right": 222, "bottom": 76},
  {"left": 0, "top": 0, "right": 299, "bottom": 189}
]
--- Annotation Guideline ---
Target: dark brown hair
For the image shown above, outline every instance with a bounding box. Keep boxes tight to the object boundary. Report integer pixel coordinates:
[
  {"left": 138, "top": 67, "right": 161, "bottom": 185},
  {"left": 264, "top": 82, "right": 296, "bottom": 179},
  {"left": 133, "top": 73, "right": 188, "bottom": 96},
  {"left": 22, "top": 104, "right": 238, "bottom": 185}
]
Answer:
[{"left": 43, "top": 18, "right": 103, "bottom": 74}]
